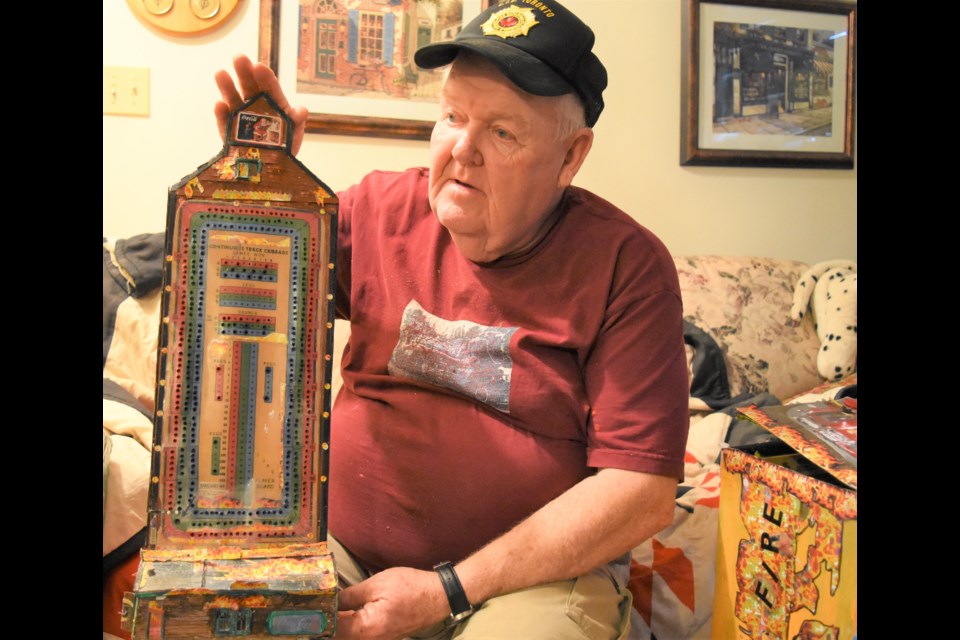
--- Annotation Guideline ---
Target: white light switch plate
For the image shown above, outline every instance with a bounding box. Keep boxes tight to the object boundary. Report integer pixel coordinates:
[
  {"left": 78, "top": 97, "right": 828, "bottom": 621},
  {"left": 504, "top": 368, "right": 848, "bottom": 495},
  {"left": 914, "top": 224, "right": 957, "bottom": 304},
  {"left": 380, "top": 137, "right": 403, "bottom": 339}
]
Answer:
[{"left": 103, "top": 66, "right": 150, "bottom": 116}]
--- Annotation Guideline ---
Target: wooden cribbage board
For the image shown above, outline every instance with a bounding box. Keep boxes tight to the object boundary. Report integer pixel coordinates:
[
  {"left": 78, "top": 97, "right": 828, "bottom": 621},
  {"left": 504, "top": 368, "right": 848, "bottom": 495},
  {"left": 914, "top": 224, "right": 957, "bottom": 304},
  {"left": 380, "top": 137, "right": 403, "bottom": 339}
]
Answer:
[{"left": 125, "top": 94, "right": 339, "bottom": 640}]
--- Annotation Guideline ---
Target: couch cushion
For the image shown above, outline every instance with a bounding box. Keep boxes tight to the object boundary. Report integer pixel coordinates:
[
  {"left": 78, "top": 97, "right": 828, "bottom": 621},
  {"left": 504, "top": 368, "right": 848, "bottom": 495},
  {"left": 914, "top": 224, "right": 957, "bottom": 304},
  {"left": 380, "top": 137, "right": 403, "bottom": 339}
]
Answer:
[{"left": 674, "top": 256, "right": 822, "bottom": 401}]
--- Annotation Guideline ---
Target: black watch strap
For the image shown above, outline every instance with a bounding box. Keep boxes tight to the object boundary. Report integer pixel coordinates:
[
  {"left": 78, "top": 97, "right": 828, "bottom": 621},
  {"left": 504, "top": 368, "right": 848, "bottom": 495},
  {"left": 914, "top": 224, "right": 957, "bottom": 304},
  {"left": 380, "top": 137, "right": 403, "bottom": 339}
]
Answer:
[{"left": 433, "top": 561, "right": 474, "bottom": 624}]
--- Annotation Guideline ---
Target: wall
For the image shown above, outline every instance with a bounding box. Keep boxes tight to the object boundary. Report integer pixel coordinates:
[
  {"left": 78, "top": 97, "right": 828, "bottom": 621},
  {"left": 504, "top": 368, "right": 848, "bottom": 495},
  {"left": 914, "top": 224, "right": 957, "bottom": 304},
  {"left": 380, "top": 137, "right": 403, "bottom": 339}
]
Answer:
[{"left": 103, "top": 0, "right": 856, "bottom": 264}]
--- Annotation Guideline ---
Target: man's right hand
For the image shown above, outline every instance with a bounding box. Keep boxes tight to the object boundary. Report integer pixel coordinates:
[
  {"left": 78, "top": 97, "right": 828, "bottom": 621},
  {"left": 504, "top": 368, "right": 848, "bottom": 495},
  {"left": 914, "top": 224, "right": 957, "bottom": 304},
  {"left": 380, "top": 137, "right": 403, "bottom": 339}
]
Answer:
[
  {"left": 336, "top": 567, "right": 451, "bottom": 640},
  {"left": 215, "top": 54, "right": 309, "bottom": 155}
]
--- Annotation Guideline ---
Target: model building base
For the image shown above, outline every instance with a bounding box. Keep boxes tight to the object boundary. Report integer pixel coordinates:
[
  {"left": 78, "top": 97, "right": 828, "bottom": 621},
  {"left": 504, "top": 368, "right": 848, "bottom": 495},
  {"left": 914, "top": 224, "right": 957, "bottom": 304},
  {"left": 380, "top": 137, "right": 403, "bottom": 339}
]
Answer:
[{"left": 127, "top": 543, "right": 336, "bottom": 639}]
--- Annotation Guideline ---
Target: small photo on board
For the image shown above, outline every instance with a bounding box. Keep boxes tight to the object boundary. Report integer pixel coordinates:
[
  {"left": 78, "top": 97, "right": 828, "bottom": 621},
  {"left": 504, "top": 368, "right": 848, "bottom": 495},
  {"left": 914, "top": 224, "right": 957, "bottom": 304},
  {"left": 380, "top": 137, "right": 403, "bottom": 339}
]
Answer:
[{"left": 235, "top": 111, "right": 285, "bottom": 146}]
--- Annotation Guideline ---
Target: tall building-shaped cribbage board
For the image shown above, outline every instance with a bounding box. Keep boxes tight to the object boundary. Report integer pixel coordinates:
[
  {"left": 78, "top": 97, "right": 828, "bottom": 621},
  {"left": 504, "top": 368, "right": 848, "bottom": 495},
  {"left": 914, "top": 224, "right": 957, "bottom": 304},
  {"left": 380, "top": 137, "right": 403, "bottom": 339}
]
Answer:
[{"left": 124, "top": 94, "right": 338, "bottom": 640}]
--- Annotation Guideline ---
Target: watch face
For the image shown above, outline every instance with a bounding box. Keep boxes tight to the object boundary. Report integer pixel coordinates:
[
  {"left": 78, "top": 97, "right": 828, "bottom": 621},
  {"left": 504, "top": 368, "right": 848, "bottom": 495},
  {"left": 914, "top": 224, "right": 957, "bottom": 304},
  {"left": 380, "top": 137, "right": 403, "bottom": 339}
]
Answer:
[
  {"left": 190, "top": 0, "right": 221, "bottom": 19},
  {"left": 143, "top": 0, "right": 173, "bottom": 16}
]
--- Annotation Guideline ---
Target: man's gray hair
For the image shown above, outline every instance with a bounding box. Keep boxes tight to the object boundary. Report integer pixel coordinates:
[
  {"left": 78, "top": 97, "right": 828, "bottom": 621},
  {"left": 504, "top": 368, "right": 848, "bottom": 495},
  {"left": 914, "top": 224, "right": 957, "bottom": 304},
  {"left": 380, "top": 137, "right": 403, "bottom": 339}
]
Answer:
[{"left": 553, "top": 92, "right": 587, "bottom": 141}]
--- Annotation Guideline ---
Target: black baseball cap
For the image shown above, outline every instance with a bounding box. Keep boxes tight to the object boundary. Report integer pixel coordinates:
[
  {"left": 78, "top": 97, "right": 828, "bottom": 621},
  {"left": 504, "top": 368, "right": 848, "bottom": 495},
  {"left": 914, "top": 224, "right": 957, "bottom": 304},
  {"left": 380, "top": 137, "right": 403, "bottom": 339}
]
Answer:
[{"left": 414, "top": 0, "right": 607, "bottom": 127}]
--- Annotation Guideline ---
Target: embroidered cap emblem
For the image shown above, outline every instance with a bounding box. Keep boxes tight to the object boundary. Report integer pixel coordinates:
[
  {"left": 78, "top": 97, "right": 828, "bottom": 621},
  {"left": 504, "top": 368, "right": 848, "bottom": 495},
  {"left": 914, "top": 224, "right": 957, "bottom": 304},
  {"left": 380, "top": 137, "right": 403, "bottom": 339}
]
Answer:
[{"left": 481, "top": 6, "right": 539, "bottom": 39}]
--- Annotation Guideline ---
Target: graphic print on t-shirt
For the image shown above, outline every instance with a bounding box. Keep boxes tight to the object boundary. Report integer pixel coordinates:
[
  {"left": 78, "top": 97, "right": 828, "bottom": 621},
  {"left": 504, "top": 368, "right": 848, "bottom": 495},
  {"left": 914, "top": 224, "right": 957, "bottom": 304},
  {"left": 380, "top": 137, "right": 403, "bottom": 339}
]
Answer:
[{"left": 388, "top": 300, "right": 519, "bottom": 413}]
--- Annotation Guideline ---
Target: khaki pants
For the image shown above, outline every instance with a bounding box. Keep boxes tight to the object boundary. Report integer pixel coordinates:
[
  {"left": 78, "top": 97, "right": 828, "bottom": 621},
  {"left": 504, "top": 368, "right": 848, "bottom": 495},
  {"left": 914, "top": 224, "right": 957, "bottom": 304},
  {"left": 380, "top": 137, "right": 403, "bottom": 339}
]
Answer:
[{"left": 330, "top": 537, "right": 634, "bottom": 640}]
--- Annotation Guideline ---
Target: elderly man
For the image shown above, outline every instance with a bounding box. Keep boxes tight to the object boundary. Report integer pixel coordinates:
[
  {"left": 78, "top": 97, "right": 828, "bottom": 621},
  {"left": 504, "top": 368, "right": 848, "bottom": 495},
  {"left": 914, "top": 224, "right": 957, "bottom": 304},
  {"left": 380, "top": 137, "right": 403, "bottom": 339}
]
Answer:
[{"left": 216, "top": 2, "right": 688, "bottom": 639}]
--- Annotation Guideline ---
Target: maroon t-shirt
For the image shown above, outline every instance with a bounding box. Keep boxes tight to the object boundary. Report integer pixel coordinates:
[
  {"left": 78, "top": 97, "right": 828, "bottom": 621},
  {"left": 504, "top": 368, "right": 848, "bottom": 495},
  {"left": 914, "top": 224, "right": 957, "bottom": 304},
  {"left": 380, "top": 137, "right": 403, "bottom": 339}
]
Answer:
[{"left": 329, "top": 168, "right": 688, "bottom": 573}]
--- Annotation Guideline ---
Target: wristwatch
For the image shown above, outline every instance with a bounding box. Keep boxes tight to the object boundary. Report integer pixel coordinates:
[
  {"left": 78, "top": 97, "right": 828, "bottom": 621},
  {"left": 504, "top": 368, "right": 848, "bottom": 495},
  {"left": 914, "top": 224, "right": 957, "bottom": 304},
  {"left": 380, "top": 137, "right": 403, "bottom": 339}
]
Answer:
[{"left": 433, "top": 562, "right": 475, "bottom": 625}]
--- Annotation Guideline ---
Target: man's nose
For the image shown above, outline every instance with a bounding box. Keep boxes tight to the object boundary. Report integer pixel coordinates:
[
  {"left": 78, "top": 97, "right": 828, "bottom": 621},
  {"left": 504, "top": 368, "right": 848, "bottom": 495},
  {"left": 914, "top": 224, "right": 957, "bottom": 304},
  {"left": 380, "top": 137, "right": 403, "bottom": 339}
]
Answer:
[{"left": 451, "top": 129, "right": 483, "bottom": 166}]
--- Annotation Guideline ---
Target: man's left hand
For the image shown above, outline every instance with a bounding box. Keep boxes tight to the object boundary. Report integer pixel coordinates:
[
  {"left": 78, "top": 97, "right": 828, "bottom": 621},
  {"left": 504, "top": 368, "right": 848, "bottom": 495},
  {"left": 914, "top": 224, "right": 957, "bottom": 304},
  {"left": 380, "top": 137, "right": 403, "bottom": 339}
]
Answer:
[
  {"left": 336, "top": 567, "right": 450, "bottom": 640},
  {"left": 214, "top": 54, "right": 308, "bottom": 155}
]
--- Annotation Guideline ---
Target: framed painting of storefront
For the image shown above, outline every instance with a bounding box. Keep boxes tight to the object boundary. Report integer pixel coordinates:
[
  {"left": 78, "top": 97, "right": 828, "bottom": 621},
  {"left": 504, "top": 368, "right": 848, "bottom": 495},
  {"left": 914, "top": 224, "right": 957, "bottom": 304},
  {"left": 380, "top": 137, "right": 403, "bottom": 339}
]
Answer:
[
  {"left": 680, "top": 0, "right": 856, "bottom": 168},
  {"left": 259, "top": 0, "right": 483, "bottom": 140}
]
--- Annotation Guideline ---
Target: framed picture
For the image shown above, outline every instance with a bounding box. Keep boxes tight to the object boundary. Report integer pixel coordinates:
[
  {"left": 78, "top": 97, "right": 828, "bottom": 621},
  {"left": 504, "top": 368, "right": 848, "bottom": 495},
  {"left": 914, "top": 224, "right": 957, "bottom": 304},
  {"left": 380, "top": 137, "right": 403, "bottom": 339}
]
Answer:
[
  {"left": 680, "top": 0, "right": 856, "bottom": 168},
  {"left": 259, "top": 0, "right": 483, "bottom": 140}
]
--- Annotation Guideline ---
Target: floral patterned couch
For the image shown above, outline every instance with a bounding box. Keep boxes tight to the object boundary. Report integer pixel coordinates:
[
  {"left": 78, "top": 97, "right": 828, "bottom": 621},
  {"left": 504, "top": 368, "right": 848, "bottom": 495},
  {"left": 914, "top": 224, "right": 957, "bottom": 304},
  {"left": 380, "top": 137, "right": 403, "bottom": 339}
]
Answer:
[
  {"left": 103, "top": 243, "right": 834, "bottom": 639},
  {"left": 676, "top": 255, "right": 823, "bottom": 404}
]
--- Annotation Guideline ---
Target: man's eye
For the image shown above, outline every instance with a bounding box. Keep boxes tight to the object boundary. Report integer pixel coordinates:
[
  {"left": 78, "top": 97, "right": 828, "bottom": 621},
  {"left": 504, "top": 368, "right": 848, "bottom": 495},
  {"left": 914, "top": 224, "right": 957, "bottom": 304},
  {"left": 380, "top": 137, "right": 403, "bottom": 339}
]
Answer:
[{"left": 494, "top": 128, "right": 513, "bottom": 140}]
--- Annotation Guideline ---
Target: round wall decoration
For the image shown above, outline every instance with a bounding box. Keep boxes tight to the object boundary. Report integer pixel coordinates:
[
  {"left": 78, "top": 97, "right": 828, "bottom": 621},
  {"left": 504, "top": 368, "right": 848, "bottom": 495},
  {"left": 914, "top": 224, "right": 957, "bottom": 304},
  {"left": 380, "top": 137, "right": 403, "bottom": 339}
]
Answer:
[{"left": 127, "top": 0, "right": 242, "bottom": 36}]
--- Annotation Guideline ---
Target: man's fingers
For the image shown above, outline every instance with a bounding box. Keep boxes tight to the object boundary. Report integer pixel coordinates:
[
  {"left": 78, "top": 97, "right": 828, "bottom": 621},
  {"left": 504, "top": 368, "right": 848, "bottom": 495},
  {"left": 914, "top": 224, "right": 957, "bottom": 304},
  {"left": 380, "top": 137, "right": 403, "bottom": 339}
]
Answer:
[
  {"left": 289, "top": 106, "right": 308, "bottom": 155},
  {"left": 215, "top": 55, "right": 260, "bottom": 107},
  {"left": 214, "top": 68, "right": 244, "bottom": 110},
  {"left": 336, "top": 596, "right": 382, "bottom": 639},
  {"left": 233, "top": 54, "right": 263, "bottom": 101},
  {"left": 337, "top": 583, "right": 370, "bottom": 612},
  {"left": 336, "top": 609, "right": 386, "bottom": 640},
  {"left": 334, "top": 610, "right": 362, "bottom": 638},
  {"left": 290, "top": 105, "right": 309, "bottom": 127},
  {"left": 250, "top": 61, "right": 291, "bottom": 108},
  {"left": 215, "top": 53, "right": 306, "bottom": 154}
]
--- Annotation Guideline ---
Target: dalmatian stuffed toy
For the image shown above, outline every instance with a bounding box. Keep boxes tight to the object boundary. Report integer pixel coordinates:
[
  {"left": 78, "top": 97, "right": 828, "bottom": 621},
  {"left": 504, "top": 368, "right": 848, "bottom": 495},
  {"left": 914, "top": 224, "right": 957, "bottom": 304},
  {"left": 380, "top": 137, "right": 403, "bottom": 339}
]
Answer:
[{"left": 790, "top": 260, "right": 857, "bottom": 381}]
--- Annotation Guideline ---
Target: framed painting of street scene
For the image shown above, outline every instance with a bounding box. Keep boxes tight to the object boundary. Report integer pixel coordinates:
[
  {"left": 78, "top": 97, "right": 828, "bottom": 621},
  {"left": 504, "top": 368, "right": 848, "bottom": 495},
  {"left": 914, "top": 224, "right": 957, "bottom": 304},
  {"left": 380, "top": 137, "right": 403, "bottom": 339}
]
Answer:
[
  {"left": 680, "top": 0, "right": 856, "bottom": 168},
  {"left": 259, "top": 0, "right": 483, "bottom": 140}
]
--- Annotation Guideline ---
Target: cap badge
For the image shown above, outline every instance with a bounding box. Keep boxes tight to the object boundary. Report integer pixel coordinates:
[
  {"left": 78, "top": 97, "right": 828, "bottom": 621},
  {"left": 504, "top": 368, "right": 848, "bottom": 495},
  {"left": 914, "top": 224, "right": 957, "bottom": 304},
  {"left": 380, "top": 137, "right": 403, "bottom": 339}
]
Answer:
[{"left": 481, "top": 6, "right": 539, "bottom": 39}]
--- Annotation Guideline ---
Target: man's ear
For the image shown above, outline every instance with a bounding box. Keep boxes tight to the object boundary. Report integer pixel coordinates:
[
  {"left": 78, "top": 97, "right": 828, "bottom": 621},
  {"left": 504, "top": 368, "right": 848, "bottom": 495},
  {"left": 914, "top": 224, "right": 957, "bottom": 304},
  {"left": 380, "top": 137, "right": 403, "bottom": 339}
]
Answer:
[{"left": 558, "top": 128, "right": 594, "bottom": 189}]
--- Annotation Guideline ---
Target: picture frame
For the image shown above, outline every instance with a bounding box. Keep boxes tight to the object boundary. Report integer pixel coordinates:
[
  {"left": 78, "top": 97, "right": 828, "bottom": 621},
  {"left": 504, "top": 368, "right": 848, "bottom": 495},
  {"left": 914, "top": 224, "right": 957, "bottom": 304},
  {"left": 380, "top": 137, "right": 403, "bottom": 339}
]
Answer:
[
  {"left": 258, "top": 0, "right": 483, "bottom": 141},
  {"left": 680, "top": 0, "right": 856, "bottom": 169}
]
